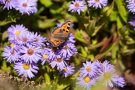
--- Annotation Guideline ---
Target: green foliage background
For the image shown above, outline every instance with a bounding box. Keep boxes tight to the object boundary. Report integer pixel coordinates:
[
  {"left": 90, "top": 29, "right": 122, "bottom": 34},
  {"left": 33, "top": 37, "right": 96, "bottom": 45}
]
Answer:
[{"left": 0, "top": 0, "right": 135, "bottom": 90}]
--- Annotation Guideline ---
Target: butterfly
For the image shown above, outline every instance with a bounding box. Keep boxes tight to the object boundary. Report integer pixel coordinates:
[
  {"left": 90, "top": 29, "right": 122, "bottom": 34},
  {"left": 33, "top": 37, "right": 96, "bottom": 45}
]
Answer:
[{"left": 49, "top": 20, "right": 71, "bottom": 47}]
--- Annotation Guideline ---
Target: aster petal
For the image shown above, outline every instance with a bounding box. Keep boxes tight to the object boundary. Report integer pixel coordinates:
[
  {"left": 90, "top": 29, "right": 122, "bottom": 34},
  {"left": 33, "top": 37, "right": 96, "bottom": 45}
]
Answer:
[{"left": 68, "top": 0, "right": 86, "bottom": 14}]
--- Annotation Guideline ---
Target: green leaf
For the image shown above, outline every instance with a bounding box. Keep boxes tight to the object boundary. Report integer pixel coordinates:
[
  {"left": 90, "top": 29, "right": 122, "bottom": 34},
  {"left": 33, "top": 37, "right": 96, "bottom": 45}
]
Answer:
[
  {"left": 115, "top": 0, "right": 128, "bottom": 22},
  {"left": 88, "top": 54, "right": 94, "bottom": 61},
  {"left": 92, "top": 23, "right": 104, "bottom": 36},
  {"left": 57, "top": 84, "right": 68, "bottom": 90},
  {"left": 2, "top": 31, "right": 8, "bottom": 41},
  {"left": 50, "top": 2, "right": 68, "bottom": 14},
  {"left": 80, "top": 47, "right": 87, "bottom": 58},
  {"left": 75, "top": 30, "right": 85, "bottom": 43},
  {"left": 112, "top": 45, "right": 118, "bottom": 59},
  {"left": 110, "top": 11, "right": 118, "bottom": 21},
  {"left": 0, "top": 19, "right": 16, "bottom": 26},
  {"left": 117, "top": 16, "right": 123, "bottom": 29},
  {"left": 103, "top": 1, "right": 114, "bottom": 16},
  {"left": 1, "top": 61, "right": 11, "bottom": 72},
  {"left": 39, "top": 0, "right": 53, "bottom": 7},
  {"left": 44, "top": 73, "right": 51, "bottom": 84},
  {"left": 86, "top": 20, "right": 96, "bottom": 36},
  {"left": 38, "top": 18, "right": 56, "bottom": 29}
]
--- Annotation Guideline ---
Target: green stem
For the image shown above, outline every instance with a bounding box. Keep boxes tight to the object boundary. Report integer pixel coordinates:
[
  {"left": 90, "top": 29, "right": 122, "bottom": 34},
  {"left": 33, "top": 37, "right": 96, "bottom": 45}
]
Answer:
[{"left": 84, "top": 0, "right": 91, "bottom": 19}]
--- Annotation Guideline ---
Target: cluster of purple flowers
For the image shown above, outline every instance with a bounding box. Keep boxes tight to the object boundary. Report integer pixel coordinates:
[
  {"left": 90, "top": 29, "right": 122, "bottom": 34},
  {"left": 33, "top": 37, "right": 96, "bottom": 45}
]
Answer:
[
  {"left": 77, "top": 60, "right": 125, "bottom": 89},
  {"left": 0, "top": 0, "right": 37, "bottom": 15},
  {"left": 3, "top": 24, "right": 77, "bottom": 78},
  {"left": 68, "top": 0, "right": 108, "bottom": 14},
  {"left": 49, "top": 23, "right": 77, "bottom": 77},
  {"left": 126, "top": 0, "right": 135, "bottom": 14}
]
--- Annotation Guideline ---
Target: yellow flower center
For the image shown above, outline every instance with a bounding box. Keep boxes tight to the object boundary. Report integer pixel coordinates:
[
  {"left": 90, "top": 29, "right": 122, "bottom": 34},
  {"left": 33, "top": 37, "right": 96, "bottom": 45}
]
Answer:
[
  {"left": 63, "top": 67, "right": 68, "bottom": 72},
  {"left": 95, "top": 0, "right": 100, "bottom": 2},
  {"left": 64, "top": 45, "right": 69, "bottom": 50},
  {"left": 43, "top": 54, "right": 48, "bottom": 59},
  {"left": 134, "top": 0, "right": 135, "bottom": 3},
  {"left": 104, "top": 72, "right": 111, "bottom": 80},
  {"left": 6, "top": 0, "right": 11, "bottom": 3},
  {"left": 23, "top": 63, "right": 30, "bottom": 70},
  {"left": 34, "top": 38, "right": 39, "bottom": 42},
  {"left": 22, "top": 37, "right": 27, "bottom": 42},
  {"left": 10, "top": 43, "right": 15, "bottom": 48},
  {"left": 84, "top": 76, "right": 91, "bottom": 83},
  {"left": 86, "top": 66, "right": 91, "bottom": 72},
  {"left": 57, "top": 58, "right": 62, "bottom": 62},
  {"left": 27, "top": 48, "right": 34, "bottom": 55},
  {"left": 15, "top": 30, "right": 21, "bottom": 36},
  {"left": 75, "top": 3, "right": 80, "bottom": 7},
  {"left": 11, "top": 50, "right": 15, "bottom": 55},
  {"left": 22, "top": 3, "right": 28, "bottom": 7}
]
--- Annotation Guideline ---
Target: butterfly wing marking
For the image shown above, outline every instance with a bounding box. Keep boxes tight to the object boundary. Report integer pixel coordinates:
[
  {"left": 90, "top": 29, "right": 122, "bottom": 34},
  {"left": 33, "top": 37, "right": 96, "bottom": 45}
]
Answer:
[
  {"left": 52, "top": 33, "right": 67, "bottom": 40},
  {"left": 49, "top": 37, "right": 64, "bottom": 47},
  {"left": 52, "top": 20, "right": 71, "bottom": 37},
  {"left": 60, "top": 20, "right": 71, "bottom": 37},
  {"left": 50, "top": 20, "right": 71, "bottom": 47}
]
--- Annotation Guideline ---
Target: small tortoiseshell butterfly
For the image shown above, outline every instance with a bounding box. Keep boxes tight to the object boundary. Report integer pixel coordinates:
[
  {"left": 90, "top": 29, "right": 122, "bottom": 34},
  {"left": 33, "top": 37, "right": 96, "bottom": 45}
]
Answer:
[{"left": 49, "top": 20, "right": 71, "bottom": 47}]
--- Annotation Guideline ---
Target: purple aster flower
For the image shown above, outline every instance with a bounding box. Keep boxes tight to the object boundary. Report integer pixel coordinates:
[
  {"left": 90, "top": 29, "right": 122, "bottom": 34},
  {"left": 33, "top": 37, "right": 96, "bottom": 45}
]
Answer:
[
  {"left": 98, "top": 60, "right": 125, "bottom": 88},
  {"left": 80, "top": 61, "right": 100, "bottom": 78},
  {"left": 62, "top": 65, "right": 74, "bottom": 77},
  {"left": 58, "top": 42, "right": 77, "bottom": 60},
  {"left": 9, "top": 42, "right": 19, "bottom": 50},
  {"left": 88, "top": 0, "right": 108, "bottom": 8},
  {"left": 20, "top": 44, "right": 41, "bottom": 63},
  {"left": 50, "top": 55, "right": 67, "bottom": 70},
  {"left": 101, "top": 60, "right": 115, "bottom": 71},
  {"left": 7, "top": 24, "right": 28, "bottom": 42},
  {"left": 129, "top": 16, "right": 135, "bottom": 27},
  {"left": 30, "top": 32, "right": 46, "bottom": 46},
  {"left": 127, "top": 0, "right": 135, "bottom": 14},
  {"left": 3, "top": 46, "right": 19, "bottom": 62},
  {"left": 40, "top": 48, "right": 55, "bottom": 65},
  {"left": 14, "top": 62, "right": 39, "bottom": 78},
  {"left": 2, "top": 0, "right": 17, "bottom": 10},
  {"left": 0, "top": 0, "right": 2, "bottom": 4},
  {"left": 67, "top": 33, "right": 76, "bottom": 43},
  {"left": 68, "top": 0, "right": 86, "bottom": 14},
  {"left": 16, "top": 31, "right": 33, "bottom": 45},
  {"left": 77, "top": 76, "right": 96, "bottom": 89},
  {"left": 112, "top": 75, "right": 125, "bottom": 87},
  {"left": 15, "top": 0, "right": 37, "bottom": 15},
  {"left": 56, "top": 23, "right": 63, "bottom": 27}
]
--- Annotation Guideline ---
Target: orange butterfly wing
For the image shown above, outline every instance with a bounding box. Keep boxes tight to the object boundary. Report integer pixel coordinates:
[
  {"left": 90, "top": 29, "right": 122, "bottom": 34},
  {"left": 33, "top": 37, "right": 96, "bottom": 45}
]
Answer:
[
  {"left": 52, "top": 20, "right": 71, "bottom": 37},
  {"left": 50, "top": 20, "right": 71, "bottom": 47},
  {"left": 49, "top": 37, "right": 64, "bottom": 47}
]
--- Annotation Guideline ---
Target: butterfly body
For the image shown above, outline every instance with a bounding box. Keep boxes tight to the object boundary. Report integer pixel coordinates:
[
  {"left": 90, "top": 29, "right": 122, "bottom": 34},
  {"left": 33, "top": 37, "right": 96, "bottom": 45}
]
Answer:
[{"left": 49, "top": 20, "right": 71, "bottom": 47}]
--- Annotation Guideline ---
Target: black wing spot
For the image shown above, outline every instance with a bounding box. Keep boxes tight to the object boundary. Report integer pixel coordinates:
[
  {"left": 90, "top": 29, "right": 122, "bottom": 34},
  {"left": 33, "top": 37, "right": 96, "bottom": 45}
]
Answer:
[
  {"left": 60, "top": 29, "right": 63, "bottom": 33},
  {"left": 66, "top": 29, "right": 69, "bottom": 32},
  {"left": 60, "top": 41, "right": 63, "bottom": 43},
  {"left": 67, "top": 26, "right": 70, "bottom": 30}
]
